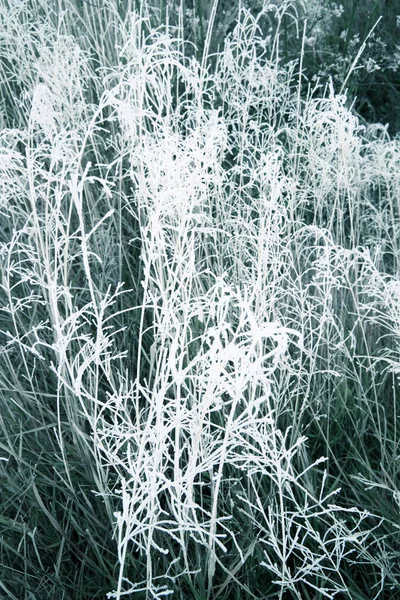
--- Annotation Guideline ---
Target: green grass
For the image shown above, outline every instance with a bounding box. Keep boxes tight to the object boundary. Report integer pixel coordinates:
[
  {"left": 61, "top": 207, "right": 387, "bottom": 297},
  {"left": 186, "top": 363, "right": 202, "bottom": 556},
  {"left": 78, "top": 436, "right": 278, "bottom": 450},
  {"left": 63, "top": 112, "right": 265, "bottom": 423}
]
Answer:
[{"left": 0, "top": 0, "right": 399, "bottom": 598}]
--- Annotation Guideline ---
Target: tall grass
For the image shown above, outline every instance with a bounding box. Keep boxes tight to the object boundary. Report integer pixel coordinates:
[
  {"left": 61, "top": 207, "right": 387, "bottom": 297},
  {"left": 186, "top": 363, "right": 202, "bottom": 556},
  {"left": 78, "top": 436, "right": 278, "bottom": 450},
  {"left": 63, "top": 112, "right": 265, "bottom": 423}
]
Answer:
[{"left": 0, "top": 0, "right": 399, "bottom": 598}]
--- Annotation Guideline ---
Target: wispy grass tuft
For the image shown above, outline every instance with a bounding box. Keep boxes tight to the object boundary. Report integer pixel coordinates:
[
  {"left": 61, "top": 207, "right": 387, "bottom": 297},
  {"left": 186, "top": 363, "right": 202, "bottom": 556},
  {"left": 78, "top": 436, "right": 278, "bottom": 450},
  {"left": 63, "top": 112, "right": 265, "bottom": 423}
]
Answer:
[{"left": 0, "top": 1, "right": 399, "bottom": 598}]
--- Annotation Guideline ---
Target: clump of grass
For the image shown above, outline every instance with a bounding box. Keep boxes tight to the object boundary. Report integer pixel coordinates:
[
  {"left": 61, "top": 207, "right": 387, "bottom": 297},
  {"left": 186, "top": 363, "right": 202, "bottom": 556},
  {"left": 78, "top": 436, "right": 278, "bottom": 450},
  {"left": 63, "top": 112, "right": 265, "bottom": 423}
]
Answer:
[{"left": 0, "top": 1, "right": 399, "bottom": 599}]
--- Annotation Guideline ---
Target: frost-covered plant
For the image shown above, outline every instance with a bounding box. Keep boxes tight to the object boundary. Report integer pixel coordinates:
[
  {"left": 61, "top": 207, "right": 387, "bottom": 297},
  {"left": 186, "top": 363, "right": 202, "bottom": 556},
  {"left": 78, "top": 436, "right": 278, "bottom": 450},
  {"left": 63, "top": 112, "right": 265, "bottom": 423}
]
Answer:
[{"left": 0, "top": 1, "right": 399, "bottom": 599}]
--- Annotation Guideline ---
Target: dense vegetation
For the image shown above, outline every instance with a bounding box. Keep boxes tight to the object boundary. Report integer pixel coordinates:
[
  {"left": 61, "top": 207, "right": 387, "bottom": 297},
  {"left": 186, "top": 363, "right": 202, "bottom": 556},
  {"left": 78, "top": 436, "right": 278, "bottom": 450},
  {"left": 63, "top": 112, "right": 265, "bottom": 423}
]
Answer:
[{"left": 0, "top": 1, "right": 399, "bottom": 598}]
